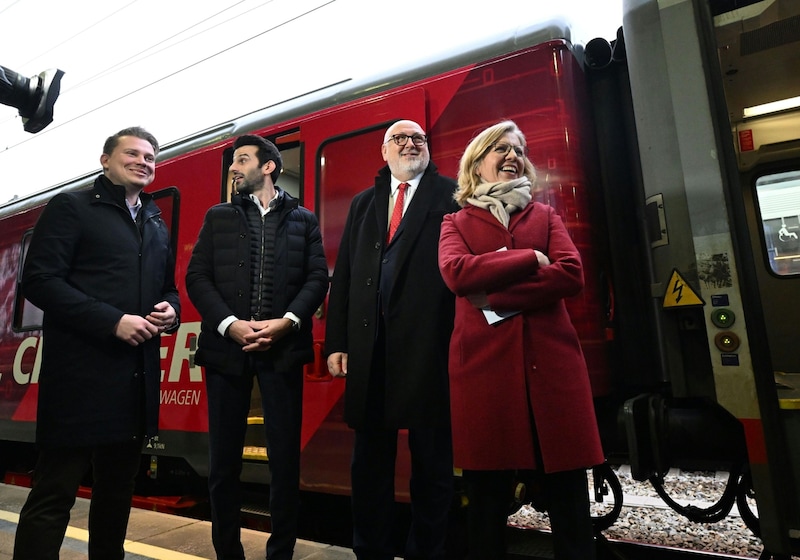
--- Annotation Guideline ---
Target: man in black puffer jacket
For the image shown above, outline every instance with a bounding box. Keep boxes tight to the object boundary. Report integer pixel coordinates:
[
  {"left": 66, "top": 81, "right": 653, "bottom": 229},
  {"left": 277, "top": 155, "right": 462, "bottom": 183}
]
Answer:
[{"left": 186, "top": 135, "right": 328, "bottom": 560}]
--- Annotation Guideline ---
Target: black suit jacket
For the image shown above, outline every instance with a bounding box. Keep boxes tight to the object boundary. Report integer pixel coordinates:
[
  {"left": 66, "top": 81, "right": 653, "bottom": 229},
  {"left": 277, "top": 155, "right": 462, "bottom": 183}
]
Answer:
[{"left": 325, "top": 163, "right": 459, "bottom": 430}]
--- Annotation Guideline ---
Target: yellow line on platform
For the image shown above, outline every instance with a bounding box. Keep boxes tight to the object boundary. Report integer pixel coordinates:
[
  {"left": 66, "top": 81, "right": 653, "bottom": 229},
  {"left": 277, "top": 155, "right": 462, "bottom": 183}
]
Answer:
[
  {"left": 0, "top": 509, "right": 209, "bottom": 560},
  {"left": 124, "top": 540, "right": 210, "bottom": 560}
]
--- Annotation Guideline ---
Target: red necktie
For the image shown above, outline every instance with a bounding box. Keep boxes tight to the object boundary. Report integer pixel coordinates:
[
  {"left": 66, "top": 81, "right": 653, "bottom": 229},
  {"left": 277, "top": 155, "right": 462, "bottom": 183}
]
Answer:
[{"left": 387, "top": 182, "right": 408, "bottom": 242}]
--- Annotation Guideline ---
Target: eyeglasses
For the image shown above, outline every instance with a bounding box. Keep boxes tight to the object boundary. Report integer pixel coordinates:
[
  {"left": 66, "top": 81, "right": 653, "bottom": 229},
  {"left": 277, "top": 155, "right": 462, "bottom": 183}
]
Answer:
[
  {"left": 490, "top": 142, "right": 527, "bottom": 158},
  {"left": 386, "top": 134, "right": 427, "bottom": 147}
]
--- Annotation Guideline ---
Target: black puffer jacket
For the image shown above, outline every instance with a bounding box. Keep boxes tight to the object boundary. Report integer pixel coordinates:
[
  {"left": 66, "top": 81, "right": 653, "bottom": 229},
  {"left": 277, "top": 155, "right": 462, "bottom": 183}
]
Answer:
[{"left": 185, "top": 190, "right": 328, "bottom": 374}]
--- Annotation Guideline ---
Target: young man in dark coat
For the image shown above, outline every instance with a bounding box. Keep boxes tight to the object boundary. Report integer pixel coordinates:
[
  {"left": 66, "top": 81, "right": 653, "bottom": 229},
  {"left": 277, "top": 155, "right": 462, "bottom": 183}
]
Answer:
[
  {"left": 185, "top": 135, "right": 328, "bottom": 560},
  {"left": 14, "top": 126, "right": 180, "bottom": 560},
  {"left": 325, "top": 120, "right": 459, "bottom": 560}
]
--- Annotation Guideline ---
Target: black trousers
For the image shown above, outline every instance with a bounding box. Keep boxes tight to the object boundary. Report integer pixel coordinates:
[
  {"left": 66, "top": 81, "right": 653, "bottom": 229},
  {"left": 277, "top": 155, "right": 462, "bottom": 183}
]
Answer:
[
  {"left": 13, "top": 439, "right": 143, "bottom": 560},
  {"left": 351, "top": 423, "right": 454, "bottom": 560},
  {"left": 205, "top": 357, "right": 303, "bottom": 560},
  {"left": 462, "top": 468, "right": 596, "bottom": 560},
  {"left": 351, "top": 321, "right": 454, "bottom": 560}
]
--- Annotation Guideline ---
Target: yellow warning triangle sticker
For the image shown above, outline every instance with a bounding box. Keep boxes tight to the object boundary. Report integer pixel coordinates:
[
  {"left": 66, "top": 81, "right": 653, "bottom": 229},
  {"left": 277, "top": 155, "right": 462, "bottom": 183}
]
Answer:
[{"left": 663, "top": 269, "right": 705, "bottom": 308}]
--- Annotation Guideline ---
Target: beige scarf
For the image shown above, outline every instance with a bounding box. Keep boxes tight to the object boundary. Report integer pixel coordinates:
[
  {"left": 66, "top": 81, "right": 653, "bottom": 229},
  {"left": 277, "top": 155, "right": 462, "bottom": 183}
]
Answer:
[{"left": 466, "top": 177, "right": 532, "bottom": 228}]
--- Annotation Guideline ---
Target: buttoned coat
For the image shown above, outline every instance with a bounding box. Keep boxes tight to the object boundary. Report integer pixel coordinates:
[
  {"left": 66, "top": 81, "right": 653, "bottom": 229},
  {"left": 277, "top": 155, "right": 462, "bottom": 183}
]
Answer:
[
  {"left": 185, "top": 191, "right": 328, "bottom": 375},
  {"left": 438, "top": 201, "right": 603, "bottom": 472},
  {"left": 22, "top": 175, "right": 180, "bottom": 448},
  {"left": 325, "top": 163, "right": 459, "bottom": 430}
]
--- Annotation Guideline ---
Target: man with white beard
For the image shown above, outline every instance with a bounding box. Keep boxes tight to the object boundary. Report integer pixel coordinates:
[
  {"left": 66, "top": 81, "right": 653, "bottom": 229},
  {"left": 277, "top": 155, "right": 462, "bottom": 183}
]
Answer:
[{"left": 325, "top": 120, "right": 460, "bottom": 560}]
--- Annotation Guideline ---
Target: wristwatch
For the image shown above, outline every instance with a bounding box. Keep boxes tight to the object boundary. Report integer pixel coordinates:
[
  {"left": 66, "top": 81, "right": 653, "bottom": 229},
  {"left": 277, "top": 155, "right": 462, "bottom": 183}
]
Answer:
[{"left": 289, "top": 317, "right": 301, "bottom": 331}]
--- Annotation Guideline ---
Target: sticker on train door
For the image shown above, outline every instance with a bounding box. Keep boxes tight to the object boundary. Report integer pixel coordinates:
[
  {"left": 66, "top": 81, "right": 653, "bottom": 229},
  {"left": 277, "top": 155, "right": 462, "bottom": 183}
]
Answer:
[{"left": 663, "top": 269, "right": 705, "bottom": 308}]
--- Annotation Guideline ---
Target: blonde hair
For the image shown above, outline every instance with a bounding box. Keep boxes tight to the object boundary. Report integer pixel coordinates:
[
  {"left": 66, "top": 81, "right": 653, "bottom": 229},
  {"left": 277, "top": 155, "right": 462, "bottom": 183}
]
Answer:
[{"left": 455, "top": 120, "right": 536, "bottom": 206}]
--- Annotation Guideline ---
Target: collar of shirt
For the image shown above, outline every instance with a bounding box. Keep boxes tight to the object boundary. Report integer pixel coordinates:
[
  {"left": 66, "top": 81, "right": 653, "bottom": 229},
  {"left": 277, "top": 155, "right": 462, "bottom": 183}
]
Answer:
[
  {"left": 248, "top": 191, "right": 279, "bottom": 217},
  {"left": 390, "top": 172, "right": 423, "bottom": 204},
  {"left": 126, "top": 197, "right": 142, "bottom": 221}
]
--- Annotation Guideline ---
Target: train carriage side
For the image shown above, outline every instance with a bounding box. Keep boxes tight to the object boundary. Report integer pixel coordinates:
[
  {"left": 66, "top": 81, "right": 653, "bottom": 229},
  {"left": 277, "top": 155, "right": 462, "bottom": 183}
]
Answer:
[{"left": 0, "top": 23, "right": 614, "bottom": 503}]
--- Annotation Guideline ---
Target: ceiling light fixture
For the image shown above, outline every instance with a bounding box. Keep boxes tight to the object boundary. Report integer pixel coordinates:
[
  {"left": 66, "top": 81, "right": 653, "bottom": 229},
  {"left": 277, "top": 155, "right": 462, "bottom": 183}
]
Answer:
[{"left": 743, "top": 95, "right": 800, "bottom": 119}]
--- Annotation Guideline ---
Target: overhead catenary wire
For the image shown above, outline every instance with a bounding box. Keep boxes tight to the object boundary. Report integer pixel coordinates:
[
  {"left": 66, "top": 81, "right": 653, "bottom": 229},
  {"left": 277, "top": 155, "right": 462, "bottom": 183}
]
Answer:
[
  {"left": 65, "top": 0, "right": 260, "bottom": 91},
  {"left": 13, "top": 1, "right": 139, "bottom": 70},
  {"left": 0, "top": 0, "right": 335, "bottom": 152},
  {"left": 0, "top": 0, "right": 23, "bottom": 16},
  {"left": 0, "top": 0, "right": 258, "bottom": 128}
]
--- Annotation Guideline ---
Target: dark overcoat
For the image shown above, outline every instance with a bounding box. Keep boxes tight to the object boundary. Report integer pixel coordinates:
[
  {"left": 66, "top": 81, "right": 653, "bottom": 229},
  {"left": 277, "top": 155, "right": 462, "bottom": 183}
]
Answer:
[
  {"left": 22, "top": 175, "right": 180, "bottom": 449},
  {"left": 185, "top": 191, "right": 328, "bottom": 375},
  {"left": 438, "top": 201, "right": 604, "bottom": 472},
  {"left": 325, "top": 163, "right": 459, "bottom": 430}
]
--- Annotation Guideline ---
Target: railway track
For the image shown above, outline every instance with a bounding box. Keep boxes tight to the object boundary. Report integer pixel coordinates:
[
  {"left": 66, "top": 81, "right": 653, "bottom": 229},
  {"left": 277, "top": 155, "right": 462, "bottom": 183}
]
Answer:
[
  {"left": 506, "top": 465, "right": 782, "bottom": 560},
  {"left": 151, "top": 465, "right": 782, "bottom": 559},
  {"left": 507, "top": 528, "right": 761, "bottom": 560}
]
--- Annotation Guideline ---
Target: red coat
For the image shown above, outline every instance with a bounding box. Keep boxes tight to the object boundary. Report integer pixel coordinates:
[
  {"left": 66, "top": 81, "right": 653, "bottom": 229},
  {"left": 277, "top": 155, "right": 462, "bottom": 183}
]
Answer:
[{"left": 438, "top": 201, "right": 604, "bottom": 472}]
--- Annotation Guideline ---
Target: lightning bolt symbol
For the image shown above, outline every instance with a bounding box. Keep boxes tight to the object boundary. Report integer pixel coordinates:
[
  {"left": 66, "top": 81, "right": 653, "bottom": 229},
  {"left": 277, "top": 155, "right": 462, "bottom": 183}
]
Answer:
[{"left": 672, "top": 279, "right": 684, "bottom": 303}]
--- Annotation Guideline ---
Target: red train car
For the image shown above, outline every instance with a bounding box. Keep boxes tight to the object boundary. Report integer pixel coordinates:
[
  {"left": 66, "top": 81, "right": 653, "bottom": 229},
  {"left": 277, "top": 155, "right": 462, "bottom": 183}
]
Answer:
[{"left": 0, "top": 22, "right": 609, "bottom": 501}]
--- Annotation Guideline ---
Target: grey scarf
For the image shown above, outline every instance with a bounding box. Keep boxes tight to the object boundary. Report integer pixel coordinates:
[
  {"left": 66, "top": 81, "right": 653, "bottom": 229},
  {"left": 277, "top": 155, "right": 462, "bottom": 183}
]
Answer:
[{"left": 466, "top": 177, "right": 532, "bottom": 228}]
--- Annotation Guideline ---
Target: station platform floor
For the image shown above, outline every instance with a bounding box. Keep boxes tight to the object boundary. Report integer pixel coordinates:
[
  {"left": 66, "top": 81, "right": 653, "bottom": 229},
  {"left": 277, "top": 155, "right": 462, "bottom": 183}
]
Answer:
[{"left": 0, "top": 483, "right": 362, "bottom": 560}]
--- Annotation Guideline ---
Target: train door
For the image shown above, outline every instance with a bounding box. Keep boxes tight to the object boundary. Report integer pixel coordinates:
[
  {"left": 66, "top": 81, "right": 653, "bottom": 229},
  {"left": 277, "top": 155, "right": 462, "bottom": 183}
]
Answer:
[
  {"left": 717, "top": 0, "right": 800, "bottom": 553},
  {"left": 143, "top": 185, "right": 212, "bottom": 476},
  {"left": 735, "top": 112, "right": 800, "bottom": 553},
  {"left": 296, "top": 87, "right": 426, "bottom": 497},
  {"left": 740, "top": 157, "right": 800, "bottom": 376},
  {"left": 213, "top": 132, "right": 312, "bottom": 484}
]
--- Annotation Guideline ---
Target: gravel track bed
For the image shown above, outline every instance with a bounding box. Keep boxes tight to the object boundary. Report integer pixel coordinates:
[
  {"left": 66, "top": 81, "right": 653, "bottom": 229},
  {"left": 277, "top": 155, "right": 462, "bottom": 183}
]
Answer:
[{"left": 507, "top": 465, "right": 780, "bottom": 558}]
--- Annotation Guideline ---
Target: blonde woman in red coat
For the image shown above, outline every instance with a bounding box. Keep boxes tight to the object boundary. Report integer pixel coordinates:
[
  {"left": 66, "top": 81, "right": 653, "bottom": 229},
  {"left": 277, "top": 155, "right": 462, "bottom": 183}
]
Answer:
[{"left": 438, "top": 121, "right": 604, "bottom": 559}]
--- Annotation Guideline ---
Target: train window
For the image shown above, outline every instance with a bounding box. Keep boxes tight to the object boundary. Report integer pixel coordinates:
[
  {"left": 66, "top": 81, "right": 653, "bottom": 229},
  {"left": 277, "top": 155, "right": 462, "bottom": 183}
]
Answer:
[
  {"left": 152, "top": 186, "right": 180, "bottom": 257},
  {"left": 755, "top": 170, "right": 800, "bottom": 276},
  {"left": 221, "top": 133, "right": 301, "bottom": 203},
  {"left": 217, "top": 132, "right": 302, "bottom": 434},
  {"left": 318, "top": 127, "right": 387, "bottom": 270},
  {"left": 13, "top": 230, "right": 44, "bottom": 331},
  {"left": 278, "top": 141, "right": 301, "bottom": 200}
]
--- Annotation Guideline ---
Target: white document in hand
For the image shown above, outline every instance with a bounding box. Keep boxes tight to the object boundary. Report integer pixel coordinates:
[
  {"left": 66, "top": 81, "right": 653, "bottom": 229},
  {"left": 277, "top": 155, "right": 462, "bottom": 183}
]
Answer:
[
  {"left": 481, "top": 245, "right": 520, "bottom": 324},
  {"left": 482, "top": 307, "right": 521, "bottom": 325}
]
